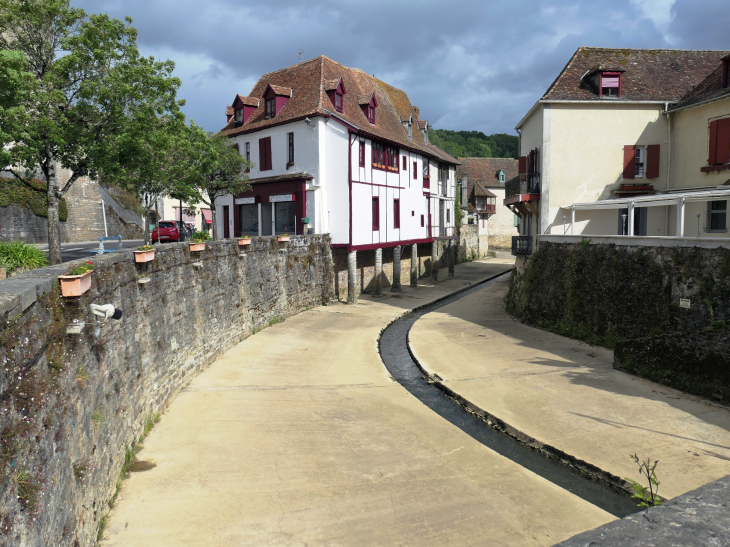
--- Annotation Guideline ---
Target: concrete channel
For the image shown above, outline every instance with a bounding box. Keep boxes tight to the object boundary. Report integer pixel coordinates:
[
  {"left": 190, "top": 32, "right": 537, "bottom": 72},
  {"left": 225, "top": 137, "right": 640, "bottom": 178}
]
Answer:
[{"left": 377, "top": 271, "right": 639, "bottom": 519}]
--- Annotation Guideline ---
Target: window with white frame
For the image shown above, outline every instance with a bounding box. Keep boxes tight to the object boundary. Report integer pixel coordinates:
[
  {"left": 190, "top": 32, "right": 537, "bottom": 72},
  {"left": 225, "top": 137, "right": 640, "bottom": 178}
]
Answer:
[
  {"left": 708, "top": 200, "right": 728, "bottom": 232},
  {"left": 634, "top": 146, "right": 645, "bottom": 178}
]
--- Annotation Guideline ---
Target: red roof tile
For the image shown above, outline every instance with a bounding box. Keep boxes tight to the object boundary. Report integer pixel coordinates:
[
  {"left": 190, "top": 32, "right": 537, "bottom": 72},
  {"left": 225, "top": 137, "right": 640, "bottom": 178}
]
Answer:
[
  {"left": 221, "top": 56, "right": 458, "bottom": 164},
  {"left": 268, "top": 84, "right": 292, "bottom": 97},
  {"left": 544, "top": 47, "right": 730, "bottom": 102},
  {"left": 457, "top": 157, "right": 518, "bottom": 189}
]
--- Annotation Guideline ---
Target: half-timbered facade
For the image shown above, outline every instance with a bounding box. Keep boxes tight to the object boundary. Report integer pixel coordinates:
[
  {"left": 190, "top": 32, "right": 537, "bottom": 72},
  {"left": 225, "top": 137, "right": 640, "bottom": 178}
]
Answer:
[{"left": 218, "top": 56, "right": 459, "bottom": 258}]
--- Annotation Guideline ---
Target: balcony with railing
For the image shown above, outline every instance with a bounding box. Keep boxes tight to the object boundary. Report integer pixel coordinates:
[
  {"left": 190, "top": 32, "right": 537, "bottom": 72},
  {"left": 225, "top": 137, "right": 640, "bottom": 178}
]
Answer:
[
  {"left": 511, "top": 235, "right": 533, "bottom": 255},
  {"left": 504, "top": 173, "right": 540, "bottom": 203}
]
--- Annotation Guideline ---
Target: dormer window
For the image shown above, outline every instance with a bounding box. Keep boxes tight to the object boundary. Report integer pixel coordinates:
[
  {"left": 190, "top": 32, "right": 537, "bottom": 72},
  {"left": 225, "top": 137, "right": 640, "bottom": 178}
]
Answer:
[
  {"left": 600, "top": 72, "right": 621, "bottom": 98},
  {"left": 230, "top": 95, "right": 260, "bottom": 125},
  {"left": 498, "top": 170, "right": 505, "bottom": 183},
  {"left": 359, "top": 92, "right": 378, "bottom": 125},
  {"left": 262, "top": 83, "right": 292, "bottom": 120},
  {"left": 326, "top": 77, "right": 346, "bottom": 113},
  {"left": 265, "top": 98, "right": 275, "bottom": 119},
  {"left": 234, "top": 108, "right": 243, "bottom": 124}
]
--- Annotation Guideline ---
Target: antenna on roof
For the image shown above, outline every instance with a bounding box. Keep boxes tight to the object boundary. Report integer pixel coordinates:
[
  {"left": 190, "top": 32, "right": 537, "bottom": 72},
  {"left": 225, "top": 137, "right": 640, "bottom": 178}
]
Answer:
[{"left": 297, "top": 48, "right": 304, "bottom": 63}]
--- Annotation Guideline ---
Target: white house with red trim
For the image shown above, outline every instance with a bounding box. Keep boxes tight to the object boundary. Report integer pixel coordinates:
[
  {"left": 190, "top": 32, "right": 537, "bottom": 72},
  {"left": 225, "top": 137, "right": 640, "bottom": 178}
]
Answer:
[{"left": 216, "top": 56, "right": 459, "bottom": 299}]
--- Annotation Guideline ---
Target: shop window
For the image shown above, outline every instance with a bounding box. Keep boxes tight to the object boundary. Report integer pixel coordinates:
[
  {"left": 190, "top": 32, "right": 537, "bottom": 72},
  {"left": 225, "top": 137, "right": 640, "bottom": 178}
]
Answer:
[{"left": 708, "top": 200, "right": 728, "bottom": 232}]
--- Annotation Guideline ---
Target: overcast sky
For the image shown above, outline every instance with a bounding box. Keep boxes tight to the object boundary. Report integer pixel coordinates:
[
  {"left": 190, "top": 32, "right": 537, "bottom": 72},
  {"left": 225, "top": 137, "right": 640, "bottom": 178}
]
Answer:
[{"left": 75, "top": 0, "right": 727, "bottom": 136}]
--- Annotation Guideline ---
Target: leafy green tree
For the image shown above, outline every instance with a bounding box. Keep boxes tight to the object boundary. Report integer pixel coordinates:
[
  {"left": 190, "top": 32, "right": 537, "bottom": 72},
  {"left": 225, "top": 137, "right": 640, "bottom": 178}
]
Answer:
[
  {"left": 0, "top": 49, "right": 33, "bottom": 169},
  {"left": 184, "top": 127, "right": 252, "bottom": 241},
  {"left": 429, "top": 129, "right": 518, "bottom": 159},
  {"left": 0, "top": 0, "right": 183, "bottom": 263}
]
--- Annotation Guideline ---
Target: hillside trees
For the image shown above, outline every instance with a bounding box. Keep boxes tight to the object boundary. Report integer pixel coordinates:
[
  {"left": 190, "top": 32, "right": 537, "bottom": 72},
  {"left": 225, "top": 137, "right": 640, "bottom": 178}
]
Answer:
[
  {"left": 429, "top": 129, "right": 518, "bottom": 159},
  {"left": 0, "top": 0, "right": 183, "bottom": 263}
]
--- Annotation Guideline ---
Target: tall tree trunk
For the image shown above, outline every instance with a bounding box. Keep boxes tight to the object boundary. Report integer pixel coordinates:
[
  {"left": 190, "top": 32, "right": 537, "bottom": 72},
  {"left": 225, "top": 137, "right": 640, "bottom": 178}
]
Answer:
[
  {"left": 143, "top": 206, "right": 151, "bottom": 245},
  {"left": 46, "top": 162, "right": 62, "bottom": 265},
  {"left": 210, "top": 207, "right": 218, "bottom": 241}
]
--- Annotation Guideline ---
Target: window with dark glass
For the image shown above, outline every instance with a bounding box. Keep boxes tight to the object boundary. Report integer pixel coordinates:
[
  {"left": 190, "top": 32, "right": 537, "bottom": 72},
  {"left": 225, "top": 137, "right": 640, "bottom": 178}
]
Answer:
[
  {"left": 372, "top": 142, "right": 385, "bottom": 168},
  {"left": 372, "top": 197, "right": 379, "bottom": 231},
  {"left": 386, "top": 146, "right": 398, "bottom": 171},
  {"left": 709, "top": 200, "right": 728, "bottom": 232},
  {"left": 359, "top": 141, "right": 365, "bottom": 167},
  {"left": 394, "top": 199, "right": 400, "bottom": 229},
  {"left": 245, "top": 142, "right": 250, "bottom": 173},
  {"left": 368, "top": 106, "right": 375, "bottom": 124},
  {"left": 234, "top": 108, "right": 243, "bottom": 124},
  {"left": 335, "top": 93, "right": 343, "bottom": 112},
  {"left": 288, "top": 132, "right": 294, "bottom": 164},
  {"left": 265, "top": 98, "right": 275, "bottom": 119}
]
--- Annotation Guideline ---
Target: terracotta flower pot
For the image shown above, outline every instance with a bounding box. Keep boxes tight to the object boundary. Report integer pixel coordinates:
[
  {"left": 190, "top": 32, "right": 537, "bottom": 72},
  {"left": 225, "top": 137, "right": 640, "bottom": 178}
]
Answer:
[
  {"left": 238, "top": 238, "right": 252, "bottom": 246},
  {"left": 134, "top": 250, "right": 155, "bottom": 263},
  {"left": 277, "top": 236, "right": 290, "bottom": 243},
  {"left": 58, "top": 270, "right": 92, "bottom": 297},
  {"left": 189, "top": 242, "right": 206, "bottom": 252}
]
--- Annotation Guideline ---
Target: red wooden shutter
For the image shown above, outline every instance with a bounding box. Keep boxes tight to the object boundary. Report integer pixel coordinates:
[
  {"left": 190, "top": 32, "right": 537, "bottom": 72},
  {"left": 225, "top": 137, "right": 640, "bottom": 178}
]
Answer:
[
  {"left": 372, "top": 197, "right": 379, "bottom": 231},
  {"left": 413, "top": 161, "right": 417, "bottom": 179},
  {"left": 623, "top": 146, "right": 636, "bottom": 179},
  {"left": 518, "top": 156, "right": 527, "bottom": 174},
  {"left": 717, "top": 118, "right": 730, "bottom": 165},
  {"left": 265, "top": 137, "right": 272, "bottom": 170},
  {"left": 709, "top": 120, "right": 719, "bottom": 165},
  {"left": 646, "top": 144, "right": 660, "bottom": 178}
]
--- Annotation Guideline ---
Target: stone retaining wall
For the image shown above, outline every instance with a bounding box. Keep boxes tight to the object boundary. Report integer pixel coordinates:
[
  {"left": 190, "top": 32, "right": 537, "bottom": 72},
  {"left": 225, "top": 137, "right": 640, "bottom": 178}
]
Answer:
[
  {"left": 0, "top": 204, "right": 68, "bottom": 244},
  {"left": 506, "top": 241, "right": 730, "bottom": 403},
  {"left": 0, "top": 235, "right": 334, "bottom": 547}
]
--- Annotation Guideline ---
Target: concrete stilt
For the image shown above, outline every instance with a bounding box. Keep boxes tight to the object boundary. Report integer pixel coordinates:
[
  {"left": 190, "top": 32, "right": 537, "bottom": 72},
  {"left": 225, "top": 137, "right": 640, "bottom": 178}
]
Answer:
[
  {"left": 373, "top": 248, "right": 383, "bottom": 297},
  {"left": 347, "top": 250, "right": 357, "bottom": 304},
  {"left": 410, "top": 243, "right": 418, "bottom": 287},
  {"left": 430, "top": 242, "right": 438, "bottom": 282},
  {"left": 391, "top": 246, "right": 402, "bottom": 292},
  {"left": 448, "top": 240, "right": 455, "bottom": 277}
]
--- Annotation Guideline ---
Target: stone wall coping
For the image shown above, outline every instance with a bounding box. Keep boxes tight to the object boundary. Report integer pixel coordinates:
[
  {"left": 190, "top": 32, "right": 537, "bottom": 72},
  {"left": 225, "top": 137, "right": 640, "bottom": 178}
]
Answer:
[
  {"left": 553, "top": 474, "right": 730, "bottom": 546},
  {"left": 0, "top": 235, "right": 318, "bottom": 319},
  {"left": 540, "top": 234, "right": 730, "bottom": 249}
]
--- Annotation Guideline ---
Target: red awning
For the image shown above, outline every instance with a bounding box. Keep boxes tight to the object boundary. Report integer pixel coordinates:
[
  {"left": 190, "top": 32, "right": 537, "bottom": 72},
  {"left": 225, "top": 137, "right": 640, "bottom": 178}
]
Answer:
[{"left": 202, "top": 209, "right": 212, "bottom": 224}]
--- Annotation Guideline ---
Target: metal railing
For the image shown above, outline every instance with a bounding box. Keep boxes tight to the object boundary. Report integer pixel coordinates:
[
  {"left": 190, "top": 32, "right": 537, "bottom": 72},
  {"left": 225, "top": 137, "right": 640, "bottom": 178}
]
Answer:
[
  {"left": 511, "top": 235, "right": 533, "bottom": 255},
  {"left": 505, "top": 173, "right": 541, "bottom": 200}
]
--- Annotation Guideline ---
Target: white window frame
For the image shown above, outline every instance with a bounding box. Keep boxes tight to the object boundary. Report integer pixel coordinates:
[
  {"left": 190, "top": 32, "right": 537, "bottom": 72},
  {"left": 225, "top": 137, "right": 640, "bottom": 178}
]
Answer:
[{"left": 635, "top": 146, "right": 645, "bottom": 178}]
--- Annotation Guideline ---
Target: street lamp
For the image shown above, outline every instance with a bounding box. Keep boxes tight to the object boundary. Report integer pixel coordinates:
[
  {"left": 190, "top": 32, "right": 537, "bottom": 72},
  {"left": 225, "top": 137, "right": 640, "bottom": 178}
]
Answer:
[
  {"left": 563, "top": 215, "right": 567, "bottom": 234},
  {"left": 695, "top": 212, "right": 701, "bottom": 237},
  {"left": 621, "top": 214, "right": 628, "bottom": 236}
]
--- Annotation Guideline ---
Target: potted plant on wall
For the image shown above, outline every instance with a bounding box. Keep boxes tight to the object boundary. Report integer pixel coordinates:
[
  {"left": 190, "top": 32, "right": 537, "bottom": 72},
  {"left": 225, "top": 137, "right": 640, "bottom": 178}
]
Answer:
[
  {"left": 277, "top": 233, "right": 290, "bottom": 243},
  {"left": 134, "top": 244, "right": 155, "bottom": 263},
  {"left": 237, "top": 235, "right": 252, "bottom": 247},
  {"left": 58, "top": 261, "right": 94, "bottom": 297},
  {"left": 189, "top": 230, "right": 210, "bottom": 252}
]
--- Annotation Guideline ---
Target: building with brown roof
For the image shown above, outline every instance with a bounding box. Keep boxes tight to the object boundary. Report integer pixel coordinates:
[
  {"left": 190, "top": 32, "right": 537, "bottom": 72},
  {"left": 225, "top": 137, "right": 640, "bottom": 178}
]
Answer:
[
  {"left": 216, "top": 56, "right": 461, "bottom": 300},
  {"left": 511, "top": 47, "right": 730, "bottom": 255},
  {"left": 456, "top": 158, "right": 518, "bottom": 250}
]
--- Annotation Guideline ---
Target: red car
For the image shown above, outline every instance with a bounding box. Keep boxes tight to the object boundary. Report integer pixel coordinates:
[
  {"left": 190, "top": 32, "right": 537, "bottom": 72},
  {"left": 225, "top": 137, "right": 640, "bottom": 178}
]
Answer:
[{"left": 151, "top": 221, "right": 180, "bottom": 243}]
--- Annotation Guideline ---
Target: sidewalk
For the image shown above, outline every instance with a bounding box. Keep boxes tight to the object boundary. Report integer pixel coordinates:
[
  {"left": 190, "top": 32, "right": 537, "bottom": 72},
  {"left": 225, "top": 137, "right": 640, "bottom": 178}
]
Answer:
[
  {"left": 409, "top": 279, "right": 730, "bottom": 500},
  {"left": 103, "top": 259, "right": 614, "bottom": 547}
]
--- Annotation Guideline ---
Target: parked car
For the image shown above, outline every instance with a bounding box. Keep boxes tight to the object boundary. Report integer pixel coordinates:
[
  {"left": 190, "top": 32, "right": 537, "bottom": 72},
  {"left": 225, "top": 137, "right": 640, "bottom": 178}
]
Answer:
[{"left": 151, "top": 221, "right": 180, "bottom": 243}]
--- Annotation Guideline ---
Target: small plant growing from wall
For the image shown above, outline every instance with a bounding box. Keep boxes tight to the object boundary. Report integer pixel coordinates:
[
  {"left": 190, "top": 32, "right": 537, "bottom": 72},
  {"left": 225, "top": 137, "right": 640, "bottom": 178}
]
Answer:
[{"left": 625, "top": 453, "right": 663, "bottom": 507}]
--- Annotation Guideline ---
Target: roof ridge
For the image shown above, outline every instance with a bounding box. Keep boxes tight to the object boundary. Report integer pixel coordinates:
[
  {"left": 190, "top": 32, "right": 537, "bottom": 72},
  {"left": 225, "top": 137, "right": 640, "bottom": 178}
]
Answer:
[
  {"left": 317, "top": 56, "right": 325, "bottom": 111},
  {"left": 579, "top": 46, "right": 730, "bottom": 53},
  {"left": 259, "top": 55, "right": 324, "bottom": 79}
]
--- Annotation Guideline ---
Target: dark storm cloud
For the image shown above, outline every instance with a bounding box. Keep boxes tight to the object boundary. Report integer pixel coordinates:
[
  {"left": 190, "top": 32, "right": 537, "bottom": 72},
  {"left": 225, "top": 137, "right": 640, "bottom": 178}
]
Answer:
[{"left": 73, "top": 0, "right": 725, "bottom": 135}]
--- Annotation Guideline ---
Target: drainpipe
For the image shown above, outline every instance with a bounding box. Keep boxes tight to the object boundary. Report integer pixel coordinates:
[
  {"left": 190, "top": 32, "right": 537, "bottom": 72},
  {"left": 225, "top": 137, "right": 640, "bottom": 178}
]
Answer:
[
  {"left": 665, "top": 102, "right": 672, "bottom": 236},
  {"left": 100, "top": 199, "right": 108, "bottom": 237}
]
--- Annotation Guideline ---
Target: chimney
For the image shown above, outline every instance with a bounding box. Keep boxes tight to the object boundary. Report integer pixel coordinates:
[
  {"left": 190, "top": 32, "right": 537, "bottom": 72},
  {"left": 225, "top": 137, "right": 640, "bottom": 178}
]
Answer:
[{"left": 413, "top": 106, "right": 420, "bottom": 120}]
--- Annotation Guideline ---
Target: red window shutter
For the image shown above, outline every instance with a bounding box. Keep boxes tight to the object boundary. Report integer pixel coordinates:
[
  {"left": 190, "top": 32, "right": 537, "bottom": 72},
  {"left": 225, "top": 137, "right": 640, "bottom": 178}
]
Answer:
[
  {"left": 420, "top": 214, "right": 424, "bottom": 227},
  {"left": 359, "top": 142, "right": 365, "bottom": 167},
  {"left": 717, "top": 118, "right": 730, "bottom": 165},
  {"left": 709, "top": 120, "right": 719, "bottom": 165},
  {"left": 372, "top": 197, "right": 379, "bottom": 231},
  {"left": 413, "top": 161, "right": 417, "bottom": 179},
  {"left": 646, "top": 144, "right": 660, "bottom": 178},
  {"left": 402, "top": 156, "right": 406, "bottom": 170},
  {"left": 623, "top": 146, "right": 636, "bottom": 179},
  {"left": 518, "top": 156, "right": 527, "bottom": 174}
]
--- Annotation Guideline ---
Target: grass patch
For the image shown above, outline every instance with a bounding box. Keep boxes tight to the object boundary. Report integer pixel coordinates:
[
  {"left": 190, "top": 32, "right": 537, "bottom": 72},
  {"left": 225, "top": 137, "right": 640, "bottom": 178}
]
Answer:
[
  {"left": 268, "top": 316, "right": 282, "bottom": 327},
  {"left": 0, "top": 240, "right": 48, "bottom": 275}
]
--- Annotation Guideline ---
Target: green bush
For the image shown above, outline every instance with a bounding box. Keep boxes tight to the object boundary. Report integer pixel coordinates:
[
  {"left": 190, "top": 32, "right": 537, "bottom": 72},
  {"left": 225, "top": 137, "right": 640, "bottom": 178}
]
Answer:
[
  {"left": 191, "top": 230, "right": 211, "bottom": 243},
  {"left": 0, "top": 240, "right": 48, "bottom": 274},
  {"left": 0, "top": 178, "right": 68, "bottom": 221}
]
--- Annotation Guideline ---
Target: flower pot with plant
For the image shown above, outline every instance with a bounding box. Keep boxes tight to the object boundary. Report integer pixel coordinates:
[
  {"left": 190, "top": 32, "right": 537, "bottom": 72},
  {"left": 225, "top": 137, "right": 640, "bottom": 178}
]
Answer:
[
  {"left": 134, "top": 245, "right": 155, "bottom": 263},
  {"left": 190, "top": 230, "right": 211, "bottom": 252},
  {"left": 58, "top": 261, "right": 94, "bottom": 297},
  {"left": 277, "top": 233, "right": 290, "bottom": 243},
  {"left": 237, "top": 236, "right": 252, "bottom": 246}
]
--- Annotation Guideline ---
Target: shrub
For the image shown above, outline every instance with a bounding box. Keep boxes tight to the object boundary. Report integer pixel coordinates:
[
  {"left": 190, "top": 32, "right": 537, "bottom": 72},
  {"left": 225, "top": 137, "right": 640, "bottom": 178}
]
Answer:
[
  {"left": 67, "top": 260, "right": 94, "bottom": 276},
  {"left": 0, "top": 240, "right": 48, "bottom": 274}
]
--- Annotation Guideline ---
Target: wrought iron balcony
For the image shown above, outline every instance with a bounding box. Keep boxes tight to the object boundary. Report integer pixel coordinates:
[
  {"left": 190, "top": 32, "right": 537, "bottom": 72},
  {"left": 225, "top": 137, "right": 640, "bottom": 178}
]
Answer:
[
  {"left": 505, "top": 173, "right": 540, "bottom": 201},
  {"left": 511, "top": 235, "right": 533, "bottom": 255}
]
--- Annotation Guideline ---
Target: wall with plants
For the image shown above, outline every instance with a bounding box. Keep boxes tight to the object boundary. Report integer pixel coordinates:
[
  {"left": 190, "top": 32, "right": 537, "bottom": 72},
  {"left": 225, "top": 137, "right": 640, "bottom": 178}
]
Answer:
[
  {"left": 505, "top": 241, "right": 730, "bottom": 402},
  {"left": 0, "top": 235, "right": 334, "bottom": 546}
]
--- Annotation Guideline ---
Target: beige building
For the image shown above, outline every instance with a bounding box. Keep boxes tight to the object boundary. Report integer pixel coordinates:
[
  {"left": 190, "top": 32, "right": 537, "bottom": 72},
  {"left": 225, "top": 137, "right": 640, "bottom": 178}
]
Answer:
[
  {"left": 457, "top": 158, "right": 518, "bottom": 251},
  {"left": 510, "top": 47, "right": 730, "bottom": 254}
]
